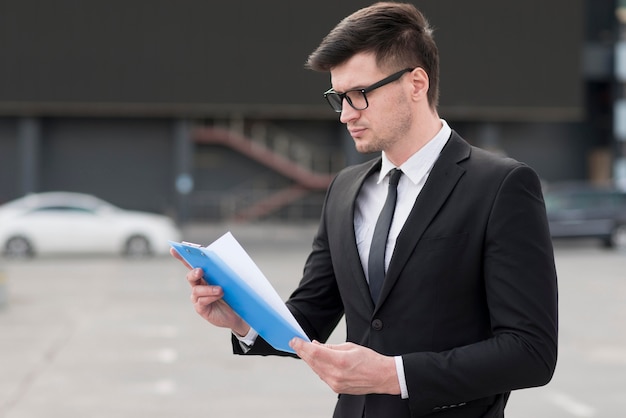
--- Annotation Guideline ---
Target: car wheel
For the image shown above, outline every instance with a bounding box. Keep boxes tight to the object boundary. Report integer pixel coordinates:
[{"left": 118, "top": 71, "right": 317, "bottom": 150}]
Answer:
[
  {"left": 124, "top": 235, "right": 152, "bottom": 257},
  {"left": 610, "top": 224, "right": 626, "bottom": 249},
  {"left": 4, "top": 236, "right": 35, "bottom": 258}
]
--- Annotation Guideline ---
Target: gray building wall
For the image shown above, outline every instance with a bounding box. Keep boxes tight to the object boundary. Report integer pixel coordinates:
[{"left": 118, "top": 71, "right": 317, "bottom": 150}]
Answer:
[
  {"left": 0, "top": 0, "right": 611, "bottom": 222},
  {"left": 0, "top": 120, "right": 19, "bottom": 204}
]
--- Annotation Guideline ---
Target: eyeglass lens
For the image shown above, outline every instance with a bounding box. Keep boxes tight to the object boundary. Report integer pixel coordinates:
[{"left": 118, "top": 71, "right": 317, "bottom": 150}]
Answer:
[{"left": 326, "top": 91, "right": 368, "bottom": 112}]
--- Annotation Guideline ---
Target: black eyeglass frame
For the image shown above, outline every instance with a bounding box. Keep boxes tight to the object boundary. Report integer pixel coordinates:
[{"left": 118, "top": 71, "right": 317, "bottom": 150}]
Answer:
[{"left": 323, "top": 68, "right": 415, "bottom": 113}]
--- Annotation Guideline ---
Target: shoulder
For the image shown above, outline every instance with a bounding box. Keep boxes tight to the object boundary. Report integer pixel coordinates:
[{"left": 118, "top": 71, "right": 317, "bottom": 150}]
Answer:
[
  {"left": 445, "top": 131, "right": 543, "bottom": 195},
  {"left": 447, "top": 131, "right": 532, "bottom": 175},
  {"left": 329, "top": 157, "right": 379, "bottom": 188}
]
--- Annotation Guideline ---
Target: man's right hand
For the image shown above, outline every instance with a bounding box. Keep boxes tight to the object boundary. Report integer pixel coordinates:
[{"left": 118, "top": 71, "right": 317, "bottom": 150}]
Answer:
[{"left": 171, "top": 248, "right": 251, "bottom": 337}]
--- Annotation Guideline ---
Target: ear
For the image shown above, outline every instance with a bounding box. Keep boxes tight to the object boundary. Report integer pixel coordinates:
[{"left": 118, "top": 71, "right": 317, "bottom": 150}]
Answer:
[{"left": 408, "top": 67, "right": 430, "bottom": 103}]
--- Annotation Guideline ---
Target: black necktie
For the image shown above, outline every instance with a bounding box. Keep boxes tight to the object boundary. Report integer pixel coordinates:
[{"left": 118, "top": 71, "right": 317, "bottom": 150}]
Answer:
[{"left": 368, "top": 168, "right": 402, "bottom": 304}]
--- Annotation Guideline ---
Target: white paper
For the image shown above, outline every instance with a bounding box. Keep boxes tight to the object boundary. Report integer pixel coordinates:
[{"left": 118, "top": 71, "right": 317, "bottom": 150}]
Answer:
[{"left": 206, "top": 232, "right": 308, "bottom": 339}]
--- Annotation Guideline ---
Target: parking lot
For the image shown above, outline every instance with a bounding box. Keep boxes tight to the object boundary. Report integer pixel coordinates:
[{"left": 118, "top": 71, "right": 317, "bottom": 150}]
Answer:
[{"left": 1, "top": 223, "right": 625, "bottom": 418}]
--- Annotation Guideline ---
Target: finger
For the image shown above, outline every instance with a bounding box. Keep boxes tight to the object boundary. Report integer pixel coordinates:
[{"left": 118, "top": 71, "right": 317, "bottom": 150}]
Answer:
[
  {"left": 315, "top": 342, "right": 355, "bottom": 351},
  {"left": 186, "top": 268, "right": 206, "bottom": 286},
  {"left": 170, "top": 247, "right": 193, "bottom": 269},
  {"left": 296, "top": 339, "right": 333, "bottom": 353},
  {"left": 290, "top": 340, "right": 340, "bottom": 387},
  {"left": 190, "top": 285, "right": 223, "bottom": 306},
  {"left": 170, "top": 247, "right": 181, "bottom": 259},
  {"left": 296, "top": 340, "right": 356, "bottom": 368},
  {"left": 290, "top": 338, "right": 325, "bottom": 363},
  {"left": 289, "top": 337, "right": 308, "bottom": 352}
]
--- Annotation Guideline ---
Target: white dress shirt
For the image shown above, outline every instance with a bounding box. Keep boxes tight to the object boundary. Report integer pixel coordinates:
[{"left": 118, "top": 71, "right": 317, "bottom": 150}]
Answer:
[
  {"left": 354, "top": 120, "right": 451, "bottom": 399},
  {"left": 354, "top": 120, "right": 451, "bottom": 283},
  {"left": 237, "top": 120, "right": 452, "bottom": 399}
]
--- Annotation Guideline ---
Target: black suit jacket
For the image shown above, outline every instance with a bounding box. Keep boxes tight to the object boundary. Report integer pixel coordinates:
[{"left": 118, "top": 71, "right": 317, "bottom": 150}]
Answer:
[{"left": 234, "top": 132, "right": 558, "bottom": 418}]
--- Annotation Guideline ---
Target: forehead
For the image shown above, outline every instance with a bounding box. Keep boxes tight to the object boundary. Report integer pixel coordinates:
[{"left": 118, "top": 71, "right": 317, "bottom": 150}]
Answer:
[{"left": 329, "top": 53, "right": 385, "bottom": 91}]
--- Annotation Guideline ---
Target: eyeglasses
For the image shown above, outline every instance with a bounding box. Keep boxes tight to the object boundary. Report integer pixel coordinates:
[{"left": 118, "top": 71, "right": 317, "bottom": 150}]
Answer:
[{"left": 323, "top": 68, "right": 414, "bottom": 113}]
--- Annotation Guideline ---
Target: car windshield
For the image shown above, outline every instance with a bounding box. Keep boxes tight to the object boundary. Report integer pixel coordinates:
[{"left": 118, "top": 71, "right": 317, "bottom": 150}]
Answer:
[{"left": 544, "top": 188, "right": 626, "bottom": 212}]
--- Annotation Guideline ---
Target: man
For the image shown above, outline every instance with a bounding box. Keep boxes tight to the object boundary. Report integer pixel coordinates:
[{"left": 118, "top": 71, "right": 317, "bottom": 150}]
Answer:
[{"left": 173, "top": 3, "right": 558, "bottom": 417}]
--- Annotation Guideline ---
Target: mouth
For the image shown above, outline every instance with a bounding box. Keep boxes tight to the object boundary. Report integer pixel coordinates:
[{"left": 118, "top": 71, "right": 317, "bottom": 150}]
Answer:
[{"left": 348, "top": 126, "right": 366, "bottom": 138}]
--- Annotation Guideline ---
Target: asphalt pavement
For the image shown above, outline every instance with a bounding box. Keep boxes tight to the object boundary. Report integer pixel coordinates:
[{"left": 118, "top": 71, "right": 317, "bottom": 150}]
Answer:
[{"left": 0, "top": 223, "right": 625, "bottom": 418}]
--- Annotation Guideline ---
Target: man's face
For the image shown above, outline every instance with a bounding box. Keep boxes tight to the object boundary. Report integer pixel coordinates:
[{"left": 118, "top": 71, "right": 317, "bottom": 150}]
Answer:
[{"left": 329, "top": 53, "right": 414, "bottom": 155}]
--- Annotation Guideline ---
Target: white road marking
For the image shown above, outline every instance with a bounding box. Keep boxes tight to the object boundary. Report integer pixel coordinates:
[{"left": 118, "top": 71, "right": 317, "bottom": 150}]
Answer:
[
  {"left": 154, "top": 379, "right": 177, "bottom": 395},
  {"left": 587, "top": 345, "right": 626, "bottom": 365},
  {"left": 545, "top": 391, "right": 596, "bottom": 417},
  {"left": 153, "top": 348, "right": 178, "bottom": 363}
]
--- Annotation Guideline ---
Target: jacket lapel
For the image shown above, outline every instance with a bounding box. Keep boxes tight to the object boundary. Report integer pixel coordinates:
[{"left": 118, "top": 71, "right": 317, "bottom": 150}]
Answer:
[
  {"left": 339, "top": 158, "right": 382, "bottom": 310},
  {"left": 376, "top": 132, "right": 471, "bottom": 309}
]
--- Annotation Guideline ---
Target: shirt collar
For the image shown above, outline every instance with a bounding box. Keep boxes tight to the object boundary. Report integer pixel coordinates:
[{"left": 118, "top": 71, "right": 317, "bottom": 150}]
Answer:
[{"left": 377, "top": 119, "right": 452, "bottom": 184}]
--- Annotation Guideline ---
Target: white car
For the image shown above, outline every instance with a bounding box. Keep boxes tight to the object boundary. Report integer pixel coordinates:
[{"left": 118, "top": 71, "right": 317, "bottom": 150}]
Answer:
[{"left": 0, "top": 192, "right": 181, "bottom": 258}]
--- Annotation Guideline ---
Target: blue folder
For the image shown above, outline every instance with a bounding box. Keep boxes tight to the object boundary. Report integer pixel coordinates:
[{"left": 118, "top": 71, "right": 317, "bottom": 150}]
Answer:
[{"left": 170, "top": 240, "right": 309, "bottom": 354}]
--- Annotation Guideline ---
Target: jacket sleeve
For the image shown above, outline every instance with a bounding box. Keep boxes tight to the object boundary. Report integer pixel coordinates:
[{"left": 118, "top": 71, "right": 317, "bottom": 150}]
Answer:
[{"left": 403, "top": 164, "right": 558, "bottom": 415}]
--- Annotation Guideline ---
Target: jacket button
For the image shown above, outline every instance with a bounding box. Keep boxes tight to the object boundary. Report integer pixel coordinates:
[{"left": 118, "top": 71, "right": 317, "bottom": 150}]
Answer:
[{"left": 372, "top": 319, "right": 383, "bottom": 330}]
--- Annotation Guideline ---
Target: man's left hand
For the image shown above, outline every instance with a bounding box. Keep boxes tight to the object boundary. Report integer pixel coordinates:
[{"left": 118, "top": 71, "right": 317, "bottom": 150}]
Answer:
[{"left": 289, "top": 338, "right": 401, "bottom": 395}]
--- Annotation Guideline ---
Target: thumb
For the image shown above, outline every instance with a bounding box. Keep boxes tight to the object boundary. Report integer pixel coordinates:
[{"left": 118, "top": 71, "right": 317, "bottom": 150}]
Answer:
[{"left": 316, "top": 341, "right": 356, "bottom": 351}]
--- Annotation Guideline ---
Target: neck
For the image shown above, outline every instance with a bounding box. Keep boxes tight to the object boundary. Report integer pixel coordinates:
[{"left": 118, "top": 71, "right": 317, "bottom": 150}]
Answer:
[{"left": 385, "top": 112, "right": 442, "bottom": 166}]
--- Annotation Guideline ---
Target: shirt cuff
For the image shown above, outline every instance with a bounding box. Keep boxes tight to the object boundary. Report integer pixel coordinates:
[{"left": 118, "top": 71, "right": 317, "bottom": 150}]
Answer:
[
  {"left": 395, "top": 355, "right": 409, "bottom": 399},
  {"left": 234, "top": 328, "right": 258, "bottom": 352}
]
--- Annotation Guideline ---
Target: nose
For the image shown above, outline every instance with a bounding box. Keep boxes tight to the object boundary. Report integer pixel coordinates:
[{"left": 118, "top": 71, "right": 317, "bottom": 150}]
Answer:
[{"left": 339, "top": 100, "right": 360, "bottom": 124}]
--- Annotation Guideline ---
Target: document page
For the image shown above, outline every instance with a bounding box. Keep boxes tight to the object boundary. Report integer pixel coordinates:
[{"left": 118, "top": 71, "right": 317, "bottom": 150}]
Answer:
[{"left": 206, "top": 232, "right": 308, "bottom": 339}]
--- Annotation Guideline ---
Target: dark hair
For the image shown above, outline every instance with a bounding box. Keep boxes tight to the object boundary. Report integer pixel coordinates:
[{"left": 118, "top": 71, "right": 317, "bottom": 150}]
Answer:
[{"left": 306, "top": 2, "right": 440, "bottom": 109}]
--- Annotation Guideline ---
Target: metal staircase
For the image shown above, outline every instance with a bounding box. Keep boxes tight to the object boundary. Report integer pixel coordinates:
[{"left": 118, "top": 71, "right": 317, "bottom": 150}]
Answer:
[{"left": 192, "top": 124, "right": 337, "bottom": 222}]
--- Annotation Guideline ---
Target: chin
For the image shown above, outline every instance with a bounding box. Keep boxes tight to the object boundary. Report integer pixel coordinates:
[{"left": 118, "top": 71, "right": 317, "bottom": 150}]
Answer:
[
  {"left": 354, "top": 143, "right": 369, "bottom": 154},
  {"left": 354, "top": 141, "right": 380, "bottom": 155}
]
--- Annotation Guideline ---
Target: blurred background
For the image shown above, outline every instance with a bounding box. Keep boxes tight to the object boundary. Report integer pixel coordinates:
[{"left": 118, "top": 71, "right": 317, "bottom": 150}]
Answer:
[
  {"left": 0, "top": 0, "right": 617, "bottom": 224},
  {"left": 1, "top": 1, "right": 626, "bottom": 417}
]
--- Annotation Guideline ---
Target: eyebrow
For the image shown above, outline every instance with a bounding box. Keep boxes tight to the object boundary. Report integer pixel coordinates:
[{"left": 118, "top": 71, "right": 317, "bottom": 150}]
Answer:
[{"left": 330, "top": 80, "right": 371, "bottom": 94}]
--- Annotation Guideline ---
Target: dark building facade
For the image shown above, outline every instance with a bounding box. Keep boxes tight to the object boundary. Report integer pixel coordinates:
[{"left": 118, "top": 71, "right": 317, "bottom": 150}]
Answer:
[{"left": 1, "top": 0, "right": 615, "bottom": 223}]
